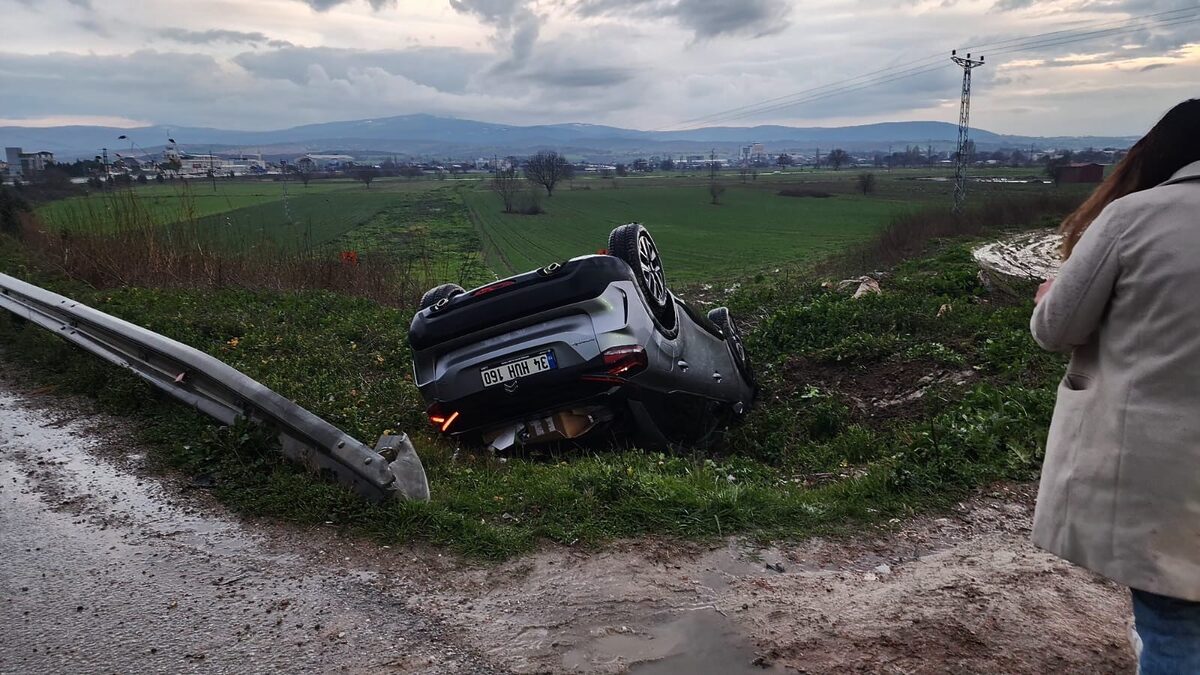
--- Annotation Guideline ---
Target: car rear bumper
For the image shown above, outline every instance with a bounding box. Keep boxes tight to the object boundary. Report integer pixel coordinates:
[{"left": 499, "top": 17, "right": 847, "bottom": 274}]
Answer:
[{"left": 408, "top": 255, "right": 635, "bottom": 352}]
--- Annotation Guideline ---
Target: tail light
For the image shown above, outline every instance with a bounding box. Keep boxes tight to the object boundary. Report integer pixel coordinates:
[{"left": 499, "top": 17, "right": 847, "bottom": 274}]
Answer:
[
  {"left": 471, "top": 280, "right": 515, "bottom": 297},
  {"left": 427, "top": 403, "right": 460, "bottom": 432},
  {"left": 601, "top": 345, "right": 647, "bottom": 377}
]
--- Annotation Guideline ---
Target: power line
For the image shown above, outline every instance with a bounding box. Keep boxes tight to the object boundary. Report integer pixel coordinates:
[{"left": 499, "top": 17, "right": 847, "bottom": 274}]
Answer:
[
  {"left": 668, "top": 8, "right": 1199, "bottom": 129},
  {"left": 664, "top": 8, "right": 1200, "bottom": 130},
  {"left": 671, "top": 12, "right": 1199, "bottom": 129}
]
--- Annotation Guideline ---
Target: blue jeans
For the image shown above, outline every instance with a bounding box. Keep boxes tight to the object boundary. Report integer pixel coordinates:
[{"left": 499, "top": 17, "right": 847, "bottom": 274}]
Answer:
[{"left": 1132, "top": 588, "right": 1200, "bottom": 674}]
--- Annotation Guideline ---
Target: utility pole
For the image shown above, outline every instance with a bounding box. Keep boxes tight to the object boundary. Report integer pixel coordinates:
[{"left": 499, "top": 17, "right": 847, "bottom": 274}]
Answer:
[
  {"left": 209, "top": 146, "right": 217, "bottom": 192},
  {"left": 950, "top": 50, "right": 985, "bottom": 215},
  {"left": 101, "top": 147, "right": 110, "bottom": 182}
]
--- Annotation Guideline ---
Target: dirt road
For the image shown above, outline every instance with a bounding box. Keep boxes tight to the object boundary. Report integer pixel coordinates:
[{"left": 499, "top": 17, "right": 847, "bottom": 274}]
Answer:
[{"left": 0, "top": 377, "right": 1135, "bottom": 674}]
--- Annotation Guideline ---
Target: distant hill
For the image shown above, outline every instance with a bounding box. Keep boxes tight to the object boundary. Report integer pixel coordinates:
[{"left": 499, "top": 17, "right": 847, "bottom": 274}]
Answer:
[{"left": 0, "top": 114, "right": 1137, "bottom": 160}]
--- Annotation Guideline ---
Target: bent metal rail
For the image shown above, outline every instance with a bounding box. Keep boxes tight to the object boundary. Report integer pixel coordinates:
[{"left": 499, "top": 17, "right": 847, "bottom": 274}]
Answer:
[{"left": 0, "top": 272, "right": 429, "bottom": 502}]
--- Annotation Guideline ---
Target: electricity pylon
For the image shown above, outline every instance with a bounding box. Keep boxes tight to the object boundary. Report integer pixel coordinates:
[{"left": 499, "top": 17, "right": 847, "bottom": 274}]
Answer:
[{"left": 951, "top": 50, "right": 985, "bottom": 215}]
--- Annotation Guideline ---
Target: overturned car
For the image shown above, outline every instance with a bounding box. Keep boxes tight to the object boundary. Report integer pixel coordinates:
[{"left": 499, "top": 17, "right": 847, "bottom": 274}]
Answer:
[{"left": 408, "top": 223, "right": 757, "bottom": 451}]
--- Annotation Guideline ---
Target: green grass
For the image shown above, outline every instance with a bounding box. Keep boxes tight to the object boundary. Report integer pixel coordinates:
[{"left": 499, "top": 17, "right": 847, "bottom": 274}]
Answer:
[
  {"left": 0, "top": 231, "right": 1065, "bottom": 559},
  {"left": 463, "top": 170, "right": 1076, "bottom": 282},
  {"left": 31, "top": 179, "right": 490, "bottom": 284},
  {"left": 465, "top": 183, "right": 908, "bottom": 282},
  {"left": 37, "top": 180, "right": 350, "bottom": 228},
  {"left": 32, "top": 172, "right": 1078, "bottom": 289}
]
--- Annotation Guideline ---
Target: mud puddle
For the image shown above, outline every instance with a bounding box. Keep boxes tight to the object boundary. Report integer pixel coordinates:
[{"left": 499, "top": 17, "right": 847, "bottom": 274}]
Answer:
[{"left": 565, "top": 608, "right": 789, "bottom": 674}]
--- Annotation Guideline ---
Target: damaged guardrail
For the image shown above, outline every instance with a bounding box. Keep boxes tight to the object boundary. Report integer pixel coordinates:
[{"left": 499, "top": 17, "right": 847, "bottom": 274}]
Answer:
[{"left": 0, "top": 272, "right": 429, "bottom": 502}]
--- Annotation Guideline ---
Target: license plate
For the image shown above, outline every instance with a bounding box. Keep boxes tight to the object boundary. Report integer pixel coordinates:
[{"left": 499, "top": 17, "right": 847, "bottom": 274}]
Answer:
[{"left": 482, "top": 350, "right": 557, "bottom": 387}]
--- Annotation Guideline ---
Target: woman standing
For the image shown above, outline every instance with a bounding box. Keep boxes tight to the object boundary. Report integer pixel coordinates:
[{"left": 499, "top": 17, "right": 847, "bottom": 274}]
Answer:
[{"left": 1031, "top": 99, "right": 1200, "bottom": 674}]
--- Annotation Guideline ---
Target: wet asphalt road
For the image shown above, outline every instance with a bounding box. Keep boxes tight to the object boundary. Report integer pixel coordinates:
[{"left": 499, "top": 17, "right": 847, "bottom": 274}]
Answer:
[{"left": 0, "top": 390, "right": 497, "bottom": 675}]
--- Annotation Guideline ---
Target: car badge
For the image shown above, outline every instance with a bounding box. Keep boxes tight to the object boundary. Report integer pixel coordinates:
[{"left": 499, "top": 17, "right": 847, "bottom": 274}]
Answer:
[{"left": 504, "top": 380, "right": 520, "bottom": 394}]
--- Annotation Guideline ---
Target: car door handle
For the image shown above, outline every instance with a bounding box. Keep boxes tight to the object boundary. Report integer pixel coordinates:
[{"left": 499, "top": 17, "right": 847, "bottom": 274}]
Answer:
[
  {"left": 677, "top": 360, "right": 689, "bottom": 371},
  {"left": 712, "top": 371, "right": 723, "bottom": 383}
]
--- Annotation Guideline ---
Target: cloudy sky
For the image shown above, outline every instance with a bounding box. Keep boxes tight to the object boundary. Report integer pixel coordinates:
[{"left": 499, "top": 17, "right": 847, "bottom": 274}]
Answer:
[{"left": 2, "top": 0, "right": 1198, "bottom": 136}]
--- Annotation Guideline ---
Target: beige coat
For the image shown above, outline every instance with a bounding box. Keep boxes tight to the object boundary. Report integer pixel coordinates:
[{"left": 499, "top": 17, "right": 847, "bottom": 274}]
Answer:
[{"left": 1031, "top": 159, "right": 1200, "bottom": 601}]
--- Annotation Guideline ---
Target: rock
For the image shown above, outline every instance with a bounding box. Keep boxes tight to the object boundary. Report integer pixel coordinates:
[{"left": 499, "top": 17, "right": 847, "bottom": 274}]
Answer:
[{"left": 836, "top": 275, "right": 882, "bottom": 299}]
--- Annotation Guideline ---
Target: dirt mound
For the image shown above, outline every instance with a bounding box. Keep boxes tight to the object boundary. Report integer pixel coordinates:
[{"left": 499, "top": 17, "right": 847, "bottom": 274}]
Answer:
[{"left": 781, "top": 356, "right": 977, "bottom": 426}]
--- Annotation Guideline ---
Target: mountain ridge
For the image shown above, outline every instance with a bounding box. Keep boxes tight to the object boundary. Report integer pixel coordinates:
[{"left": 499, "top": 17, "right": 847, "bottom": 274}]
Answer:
[{"left": 0, "top": 113, "right": 1137, "bottom": 160}]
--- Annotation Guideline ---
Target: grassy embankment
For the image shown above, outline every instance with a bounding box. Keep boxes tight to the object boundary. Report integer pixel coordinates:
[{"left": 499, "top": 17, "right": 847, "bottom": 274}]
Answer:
[{"left": 1, "top": 181, "right": 1077, "bottom": 559}]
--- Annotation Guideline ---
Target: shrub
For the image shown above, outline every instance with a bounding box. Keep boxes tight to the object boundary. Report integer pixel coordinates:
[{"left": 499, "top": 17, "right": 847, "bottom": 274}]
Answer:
[{"left": 856, "top": 172, "right": 877, "bottom": 195}]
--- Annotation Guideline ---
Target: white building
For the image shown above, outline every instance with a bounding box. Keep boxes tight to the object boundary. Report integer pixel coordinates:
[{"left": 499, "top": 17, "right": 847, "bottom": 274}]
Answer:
[
  {"left": 162, "top": 146, "right": 265, "bottom": 176},
  {"left": 295, "top": 154, "right": 355, "bottom": 172},
  {"left": 5, "top": 147, "right": 54, "bottom": 179}
]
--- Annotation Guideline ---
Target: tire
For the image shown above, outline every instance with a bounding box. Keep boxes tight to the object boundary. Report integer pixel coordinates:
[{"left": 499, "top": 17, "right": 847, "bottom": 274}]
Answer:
[
  {"left": 708, "top": 307, "right": 756, "bottom": 390},
  {"left": 608, "top": 223, "right": 674, "bottom": 326},
  {"left": 420, "top": 283, "right": 465, "bottom": 311}
]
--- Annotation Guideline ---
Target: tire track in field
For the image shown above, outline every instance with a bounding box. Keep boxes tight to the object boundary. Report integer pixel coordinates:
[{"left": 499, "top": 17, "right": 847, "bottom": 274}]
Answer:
[
  {"left": 467, "top": 193, "right": 566, "bottom": 272},
  {"left": 492, "top": 214, "right": 567, "bottom": 265},
  {"left": 463, "top": 194, "right": 516, "bottom": 275}
]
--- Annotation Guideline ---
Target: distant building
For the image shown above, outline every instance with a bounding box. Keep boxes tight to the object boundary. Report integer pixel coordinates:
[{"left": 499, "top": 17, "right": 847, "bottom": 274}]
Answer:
[
  {"left": 295, "top": 154, "right": 355, "bottom": 172},
  {"left": 5, "top": 147, "right": 54, "bottom": 179},
  {"left": 160, "top": 146, "right": 265, "bottom": 177},
  {"left": 1055, "top": 163, "right": 1104, "bottom": 184},
  {"left": 738, "top": 143, "right": 766, "bottom": 164}
]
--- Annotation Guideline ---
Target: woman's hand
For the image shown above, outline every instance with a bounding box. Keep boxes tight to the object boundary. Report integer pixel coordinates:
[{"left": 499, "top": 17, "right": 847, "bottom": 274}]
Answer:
[{"left": 1036, "top": 277, "right": 1055, "bottom": 304}]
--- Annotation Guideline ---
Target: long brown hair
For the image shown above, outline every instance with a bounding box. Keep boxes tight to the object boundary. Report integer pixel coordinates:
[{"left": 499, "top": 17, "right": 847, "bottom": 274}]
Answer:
[{"left": 1060, "top": 99, "right": 1200, "bottom": 258}]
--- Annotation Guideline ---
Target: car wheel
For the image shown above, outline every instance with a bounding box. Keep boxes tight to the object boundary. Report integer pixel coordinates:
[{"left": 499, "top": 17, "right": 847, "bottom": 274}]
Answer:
[
  {"left": 608, "top": 223, "right": 673, "bottom": 325},
  {"left": 708, "top": 307, "right": 756, "bottom": 389},
  {"left": 419, "top": 283, "right": 465, "bottom": 311}
]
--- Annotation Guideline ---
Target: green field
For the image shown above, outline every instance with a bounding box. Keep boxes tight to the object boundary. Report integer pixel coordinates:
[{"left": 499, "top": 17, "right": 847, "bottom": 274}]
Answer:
[
  {"left": 465, "top": 183, "right": 910, "bottom": 281},
  {"left": 31, "top": 170, "right": 1078, "bottom": 286}
]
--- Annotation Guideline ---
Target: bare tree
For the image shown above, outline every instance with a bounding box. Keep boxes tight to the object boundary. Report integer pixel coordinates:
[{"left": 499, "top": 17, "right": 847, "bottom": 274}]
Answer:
[
  {"left": 524, "top": 151, "right": 573, "bottom": 197},
  {"left": 297, "top": 170, "right": 312, "bottom": 187},
  {"left": 827, "top": 148, "right": 851, "bottom": 171},
  {"left": 708, "top": 182, "right": 725, "bottom": 205},
  {"left": 355, "top": 167, "right": 378, "bottom": 189},
  {"left": 856, "top": 172, "right": 877, "bottom": 195},
  {"left": 490, "top": 168, "right": 523, "bottom": 213}
]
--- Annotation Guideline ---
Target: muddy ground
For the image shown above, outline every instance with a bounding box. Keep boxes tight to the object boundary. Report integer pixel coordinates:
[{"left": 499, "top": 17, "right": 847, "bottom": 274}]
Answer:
[{"left": 0, "top": 372, "right": 1134, "bottom": 674}]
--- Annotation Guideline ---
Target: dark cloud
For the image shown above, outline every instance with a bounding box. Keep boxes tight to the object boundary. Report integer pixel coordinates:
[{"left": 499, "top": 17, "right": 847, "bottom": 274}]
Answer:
[
  {"left": 520, "top": 64, "right": 636, "bottom": 88},
  {"left": 990, "top": 0, "right": 1036, "bottom": 11},
  {"left": 573, "top": 0, "right": 792, "bottom": 39},
  {"left": 296, "top": 0, "right": 396, "bottom": 10},
  {"left": 1140, "top": 62, "right": 1172, "bottom": 71},
  {"left": 449, "top": 0, "right": 541, "bottom": 71},
  {"left": 0, "top": 50, "right": 228, "bottom": 117},
  {"left": 0, "top": 47, "right": 645, "bottom": 135},
  {"left": 159, "top": 28, "right": 289, "bottom": 46},
  {"left": 233, "top": 46, "right": 489, "bottom": 93}
]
